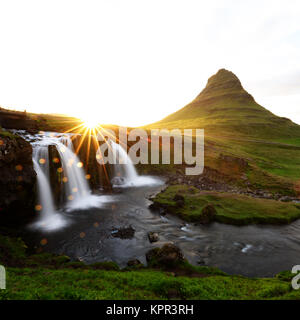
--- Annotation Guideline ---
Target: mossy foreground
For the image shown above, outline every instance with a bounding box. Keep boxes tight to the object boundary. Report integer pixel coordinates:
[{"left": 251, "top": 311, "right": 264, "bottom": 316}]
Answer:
[
  {"left": 151, "top": 185, "right": 300, "bottom": 225},
  {"left": 1, "top": 267, "right": 299, "bottom": 300},
  {"left": 0, "top": 234, "right": 299, "bottom": 300}
]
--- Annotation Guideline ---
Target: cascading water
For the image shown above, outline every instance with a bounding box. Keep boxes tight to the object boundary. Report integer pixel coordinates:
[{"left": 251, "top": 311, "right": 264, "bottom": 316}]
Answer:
[
  {"left": 20, "top": 131, "right": 112, "bottom": 231},
  {"left": 54, "top": 136, "right": 92, "bottom": 210},
  {"left": 33, "top": 146, "right": 55, "bottom": 215},
  {"left": 110, "top": 140, "right": 162, "bottom": 187},
  {"left": 31, "top": 144, "right": 67, "bottom": 231},
  {"left": 110, "top": 140, "right": 138, "bottom": 184}
]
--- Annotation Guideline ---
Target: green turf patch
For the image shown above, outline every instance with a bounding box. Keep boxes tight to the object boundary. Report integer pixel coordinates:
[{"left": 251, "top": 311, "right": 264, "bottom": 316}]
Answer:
[{"left": 151, "top": 185, "right": 300, "bottom": 225}]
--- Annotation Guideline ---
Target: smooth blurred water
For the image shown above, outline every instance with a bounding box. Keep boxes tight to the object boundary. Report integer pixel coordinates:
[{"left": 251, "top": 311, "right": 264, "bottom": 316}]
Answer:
[
  {"left": 110, "top": 140, "right": 161, "bottom": 187},
  {"left": 27, "top": 183, "right": 300, "bottom": 278},
  {"left": 25, "top": 131, "right": 113, "bottom": 231}
]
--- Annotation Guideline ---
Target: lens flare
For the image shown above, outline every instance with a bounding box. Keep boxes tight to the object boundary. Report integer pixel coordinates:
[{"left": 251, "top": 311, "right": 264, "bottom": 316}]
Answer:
[{"left": 82, "top": 117, "right": 100, "bottom": 129}]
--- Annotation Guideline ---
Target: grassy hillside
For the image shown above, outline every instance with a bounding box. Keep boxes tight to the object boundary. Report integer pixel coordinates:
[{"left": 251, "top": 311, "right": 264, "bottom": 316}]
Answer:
[
  {"left": 0, "top": 107, "right": 82, "bottom": 133},
  {"left": 147, "top": 69, "right": 300, "bottom": 140},
  {"left": 142, "top": 69, "right": 300, "bottom": 196}
]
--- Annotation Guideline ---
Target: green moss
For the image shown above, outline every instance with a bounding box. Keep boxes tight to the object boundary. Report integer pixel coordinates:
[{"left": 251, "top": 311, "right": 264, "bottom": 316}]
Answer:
[
  {"left": 0, "top": 234, "right": 27, "bottom": 266},
  {"left": 26, "top": 253, "right": 71, "bottom": 268},
  {"left": 89, "top": 261, "right": 120, "bottom": 271},
  {"left": 0, "top": 127, "right": 16, "bottom": 139},
  {"left": 0, "top": 267, "right": 297, "bottom": 300},
  {"left": 275, "top": 270, "right": 295, "bottom": 282},
  {"left": 152, "top": 185, "right": 300, "bottom": 225},
  {"left": 63, "top": 261, "right": 88, "bottom": 269},
  {"left": 256, "top": 282, "right": 291, "bottom": 298}
]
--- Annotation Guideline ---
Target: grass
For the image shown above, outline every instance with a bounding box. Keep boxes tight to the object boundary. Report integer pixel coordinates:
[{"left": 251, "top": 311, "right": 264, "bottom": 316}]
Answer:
[
  {"left": 27, "top": 113, "right": 82, "bottom": 132},
  {"left": 151, "top": 185, "right": 300, "bottom": 225},
  {"left": 1, "top": 267, "right": 298, "bottom": 300},
  {"left": 0, "top": 126, "right": 16, "bottom": 139},
  {"left": 137, "top": 133, "right": 300, "bottom": 196}
]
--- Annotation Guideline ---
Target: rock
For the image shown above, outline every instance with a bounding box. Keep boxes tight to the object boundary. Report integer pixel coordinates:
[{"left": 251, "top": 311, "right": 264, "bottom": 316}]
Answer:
[
  {"left": 111, "top": 226, "right": 135, "bottom": 239},
  {"left": 173, "top": 193, "right": 185, "bottom": 207},
  {"left": 0, "top": 133, "right": 36, "bottom": 224},
  {"left": 148, "top": 231, "right": 159, "bottom": 243},
  {"left": 146, "top": 243, "right": 185, "bottom": 268},
  {"left": 72, "top": 134, "right": 112, "bottom": 191},
  {"left": 279, "top": 196, "right": 291, "bottom": 202},
  {"left": 127, "top": 259, "right": 142, "bottom": 267},
  {"left": 111, "top": 176, "right": 126, "bottom": 186},
  {"left": 274, "top": 194, "right": 281, "bottom": 200},
  {"left": 199, "top": 204, "right": 217, "bottom": 224},
  {"left": 263, "top": 192, "right": 273, "bottom": 199},
  {"left": 26, "top": 128, "right": 38, "bottom": 135},
  {"left": 173, "top": 194, "right": 184, "bottom": 202},
  {"left": 177, "top": 178, "right": 183, "bottom": 184},
  {"left": 197, "top": 259, "right": 206, "bottom": 265}
]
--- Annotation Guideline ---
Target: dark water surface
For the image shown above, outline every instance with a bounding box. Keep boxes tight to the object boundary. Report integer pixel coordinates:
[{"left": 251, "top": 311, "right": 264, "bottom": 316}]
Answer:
[{"left": 29, "top": 183, "right": 300, "bottom": 277}]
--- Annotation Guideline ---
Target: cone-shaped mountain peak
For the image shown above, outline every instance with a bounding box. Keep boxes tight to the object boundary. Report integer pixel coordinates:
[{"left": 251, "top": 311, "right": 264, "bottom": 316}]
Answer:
[
  {"left": 195, "top": 68, "right": 254, "bottom": 102},
  {"left": 202, "top": 69, "right": 242, "bottom": 93},
  {"left": 148, "top": 68, "right": 300, "bottom": 139}
]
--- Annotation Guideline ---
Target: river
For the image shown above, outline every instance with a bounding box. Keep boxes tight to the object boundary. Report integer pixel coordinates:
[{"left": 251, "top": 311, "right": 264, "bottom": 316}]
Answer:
[{"left": 28, "top": 183, "right": 300, "bottom": 278}]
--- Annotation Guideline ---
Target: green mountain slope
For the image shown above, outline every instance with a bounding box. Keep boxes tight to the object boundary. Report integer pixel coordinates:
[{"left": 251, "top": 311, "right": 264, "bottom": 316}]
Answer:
[
  {"left": 142, "top": 69, "right": 300, "bottom": 196},
  {"left": 148, "top": 69, "right": 300, "bottom": 140}
]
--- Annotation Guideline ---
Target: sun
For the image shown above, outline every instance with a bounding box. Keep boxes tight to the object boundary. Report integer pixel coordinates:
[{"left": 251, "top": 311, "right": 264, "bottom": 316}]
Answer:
[{"left": 81, "top": 116, "right": 100, "bottom": 129}]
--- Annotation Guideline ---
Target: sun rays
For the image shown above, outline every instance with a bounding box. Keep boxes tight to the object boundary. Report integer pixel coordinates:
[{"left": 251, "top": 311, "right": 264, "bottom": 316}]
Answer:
[{"left": 58, "top": 118, "right": 117, "bottom": 188}]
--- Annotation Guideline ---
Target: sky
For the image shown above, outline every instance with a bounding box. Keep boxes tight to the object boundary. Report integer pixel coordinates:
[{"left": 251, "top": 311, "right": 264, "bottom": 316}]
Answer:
[{"left": 0, "top": 0, "right": 299, "bottom": 127}]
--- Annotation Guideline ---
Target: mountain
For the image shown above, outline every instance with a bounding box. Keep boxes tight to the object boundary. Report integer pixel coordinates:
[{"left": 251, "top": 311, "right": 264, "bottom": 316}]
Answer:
[{"left": 148, "top": 69, "right": 300, "bottom": 140}]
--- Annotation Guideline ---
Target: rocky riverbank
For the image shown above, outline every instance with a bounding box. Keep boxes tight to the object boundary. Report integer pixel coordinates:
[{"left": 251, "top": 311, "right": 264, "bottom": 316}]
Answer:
[{"left": 0, "top": 128, "right": 36, "bottom": 225}]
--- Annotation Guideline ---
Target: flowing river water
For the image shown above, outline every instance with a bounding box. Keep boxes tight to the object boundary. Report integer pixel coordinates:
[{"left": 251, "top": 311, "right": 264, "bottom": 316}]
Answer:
[
  {"left": 28, "top": 183, "right": 300, "bottom": 278},
  {"left": 15, "top": 130, "right": 300, "bottom": 278}
]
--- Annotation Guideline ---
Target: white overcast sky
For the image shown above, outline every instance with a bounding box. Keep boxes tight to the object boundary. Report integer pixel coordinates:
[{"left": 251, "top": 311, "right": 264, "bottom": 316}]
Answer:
[{"left": 0, "top": 0, "right": 300, "bottom": 126}]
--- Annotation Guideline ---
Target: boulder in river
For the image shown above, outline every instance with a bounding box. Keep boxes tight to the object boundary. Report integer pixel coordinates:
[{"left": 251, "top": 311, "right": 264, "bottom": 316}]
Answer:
[
  {"left": 146, "top": 243, "right": 185, "bottom": 268},
  {"left": 148, "top": 231, "right": 159, "bottom": 243},
  {"left": 127, "top": 259, "right": 143, "bottom": 267},
  {"left": 111, "top": 226, "right": 135, "bottom": 239}
]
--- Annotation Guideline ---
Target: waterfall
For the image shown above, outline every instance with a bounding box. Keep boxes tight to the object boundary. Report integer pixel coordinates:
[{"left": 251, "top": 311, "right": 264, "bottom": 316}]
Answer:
[
  {"left": 54, "top": 137, "right": 89, "bottom": 205},
  {"left": 33, "top": 149, "right": 55, "bottom": 218},
  {"left": 28, "top": 132, "right": 111, "bottom": 231},
  {"left": 109, "top": 140, "right": 161, "bottom": 187},
  {"left": 31, "top": 145, "right": 67, "bottom": 231},
  {"left": 110, "top": 141, "right": 138, "bottom": 185},
  {"left": 50, "top": 134, "right": 108, "bottom": 211}
]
